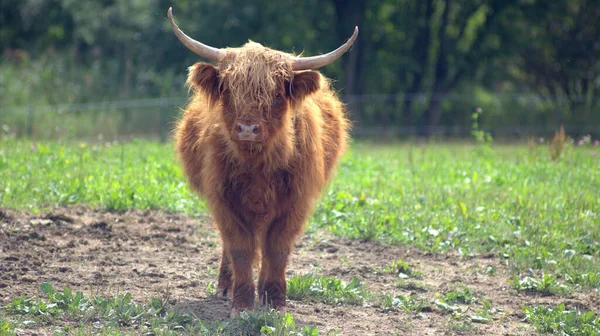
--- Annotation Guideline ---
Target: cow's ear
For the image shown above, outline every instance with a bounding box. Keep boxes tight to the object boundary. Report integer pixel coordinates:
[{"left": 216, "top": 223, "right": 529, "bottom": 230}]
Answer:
[
  {"left": 187, "top": 62, "right": 220, "bottom": 103},
  {"left": 289, "top": 71, "right": 321, "bottom": 101}
]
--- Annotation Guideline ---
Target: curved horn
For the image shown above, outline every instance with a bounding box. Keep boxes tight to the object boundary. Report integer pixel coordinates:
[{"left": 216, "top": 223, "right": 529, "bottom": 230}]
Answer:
[
  {"left": 291, "top": 27, "right": 359, "bottom": 70},
  {"left": 168, "top": 7, "right": 224, "bottom": 62}
]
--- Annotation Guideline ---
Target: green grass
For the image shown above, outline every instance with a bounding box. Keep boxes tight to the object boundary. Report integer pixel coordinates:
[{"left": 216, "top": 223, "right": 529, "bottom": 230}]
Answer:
[
  {"left": 523, "top": 303, "right": 600, "bottom": 335},
  {"left": 381, "top": 259, "right": 422, "bottom": 278},
  {"left": 441, "top": 284, "right": 477, "bottom": 305},
  {"left": 448, "top": 320, "right": 479, "bottom": 333},
  {"left": 0, "top": 138, "right": 204, "bottom": 213},
  {"left": 1, "top": 136, "right": 599, "bottom": 333},
  {"left": 286, "top": 274, "right": 368, "bottom": 305},
  {"left": 1, "top": 137, "right": 598, "bottom": 288},
  {"left": 0, "top": 283, "right": 318, "bottom": 336},
  {"left": 509, "top": 273, "right": 573, "bottom": 296},
  {"left": 380, "top": 293, "right": 430, "bottom": 313},
  {"left": 313, "top": 141, "right": 600, "bottom": 290},
  {"left": 0, "top": 318, "right": 15, "bottom": 336}
]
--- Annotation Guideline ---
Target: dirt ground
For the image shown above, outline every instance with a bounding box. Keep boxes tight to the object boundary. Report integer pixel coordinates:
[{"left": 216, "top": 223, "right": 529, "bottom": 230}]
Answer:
[{"left": 1, "top": 206, "right": 598, "bottom": 335}]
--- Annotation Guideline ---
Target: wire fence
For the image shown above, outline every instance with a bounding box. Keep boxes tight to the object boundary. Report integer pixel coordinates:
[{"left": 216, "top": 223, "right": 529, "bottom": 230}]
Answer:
[{"left": 1, "top": 94, "right": 599, "bottom": 142}]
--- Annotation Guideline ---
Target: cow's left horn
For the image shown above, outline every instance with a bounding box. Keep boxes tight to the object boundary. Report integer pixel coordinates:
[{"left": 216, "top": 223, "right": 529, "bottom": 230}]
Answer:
[
  {"left": 290, "top": 27, "right": 359, "bottom": 70},
  {"left": 168, "top": 7, "right": 224, "bottom": 62}
]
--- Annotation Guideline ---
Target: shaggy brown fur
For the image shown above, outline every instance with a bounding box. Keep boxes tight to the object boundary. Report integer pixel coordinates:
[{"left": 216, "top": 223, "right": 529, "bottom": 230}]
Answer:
[{"left": 175, "top": 41, "right": 349, "bottom": 316}]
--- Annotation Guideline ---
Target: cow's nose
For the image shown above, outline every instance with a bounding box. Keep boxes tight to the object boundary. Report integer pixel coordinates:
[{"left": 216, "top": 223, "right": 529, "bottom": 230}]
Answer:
[{"left": 237, "top": 123, "right": 261, "bottom": 141}]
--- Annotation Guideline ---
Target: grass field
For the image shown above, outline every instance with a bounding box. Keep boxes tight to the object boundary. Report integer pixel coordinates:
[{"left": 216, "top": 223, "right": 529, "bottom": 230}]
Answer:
[{"left": 1, "top": 135, "right": 599, "bottom": 335}]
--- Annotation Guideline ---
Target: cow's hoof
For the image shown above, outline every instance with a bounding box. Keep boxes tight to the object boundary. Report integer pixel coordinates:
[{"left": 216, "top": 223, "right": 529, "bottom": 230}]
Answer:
[
  {"left": 277, "top": 306, "right": 286, "bottom": 316},
  {"left": 218, "top": 286, "right": 233, "bottom": 298}
]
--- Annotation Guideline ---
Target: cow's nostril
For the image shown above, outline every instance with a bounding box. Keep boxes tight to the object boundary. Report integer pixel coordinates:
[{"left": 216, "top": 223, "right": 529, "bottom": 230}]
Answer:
[
  {"left": 236, "top": 124, "right": 243, "bottom": 133},
  {"left": 252, "top": 125, "right": 260, "bottom": 134}
]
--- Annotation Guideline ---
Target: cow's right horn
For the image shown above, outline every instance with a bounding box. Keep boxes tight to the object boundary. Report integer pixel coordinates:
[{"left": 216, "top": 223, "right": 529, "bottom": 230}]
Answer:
[{"left": 168, "top": 7, "right": 224, "bottom": 62}]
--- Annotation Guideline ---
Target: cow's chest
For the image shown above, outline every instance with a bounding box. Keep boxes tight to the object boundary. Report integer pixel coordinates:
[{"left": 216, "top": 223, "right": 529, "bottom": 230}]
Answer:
[{"left": 224, "top": 169, "right": 292, "bottom": 219}]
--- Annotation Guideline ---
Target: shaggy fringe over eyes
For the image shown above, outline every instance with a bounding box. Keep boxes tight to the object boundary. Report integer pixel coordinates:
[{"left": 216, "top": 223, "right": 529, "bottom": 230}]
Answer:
[{"left": 219, "top": 42, "right": 293, "bottom": 113}]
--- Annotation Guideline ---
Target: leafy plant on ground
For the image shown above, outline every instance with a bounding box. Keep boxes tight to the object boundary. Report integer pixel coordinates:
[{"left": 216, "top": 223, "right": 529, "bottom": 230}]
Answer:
[
  {"left": 470, "top": 299, "right": 505, "bottom": 324},
  {"left": 287, "top": 274, "right": 368, "bottom": 306},
  {"left": 484, "top": 265, "right": 497, "bottom": 275},
  {"left": 523, "top": 303, "right": 600, "bottom": 336},
  {"left": 434, "top": 300, "right": 464, "bottom": 317},
  {"left": 508, "top": 273, "right": 572, "bottom": 296},
  {"left": 565, "top": 271, "right": 600, "bottom": 290},
  {"left": 205, "top": 281, "right": 217, "bottom": 296},
  {"left": 0, "top": 282, "right": 317, "bottom": 335},
  {"left": 442, "top": 284, "right": 477, "bottom": 305},
  {"left": 381, "top": 259, "right": 422, "bottom": 278},
  {"left": 433, "top": 284, "right": 479, "bottom": 320},
  {"left": 380, "top": 294, "right": 430, "bottom": 313},
  {"left": 232, "top": 310, "right": 319, "bottom": 336},
  {"left": 0, "top": 318, "right": 16, "bottom": 335}
]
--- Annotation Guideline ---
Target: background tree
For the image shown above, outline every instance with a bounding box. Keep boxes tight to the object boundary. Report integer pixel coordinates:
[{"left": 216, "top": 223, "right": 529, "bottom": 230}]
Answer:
[
  {"left": 1, "top": 0, "right": 599, "bottom": 138},
  {"left": 513, "top": 0, "right": 600, "bottom": 128}
]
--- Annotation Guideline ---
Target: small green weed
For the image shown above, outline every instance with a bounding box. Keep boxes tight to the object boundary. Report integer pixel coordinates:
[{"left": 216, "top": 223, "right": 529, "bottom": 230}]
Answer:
[
  {"left": 205, "top": 281, "right": 217, "bottom": 296},
  {"left": 4, "top": 296, "right": 63, "bottom": 318},
  {"left": 509, "top": 273, "right": 572, "bottom": 296},
  {"left": 380, "top": 294, "right": 429, "bottom": 313},
  {"left": 433, "top": 284, "right": 478, "bottom": 320},
  {"left": 434, "top": 300, "right": 466, "bottom": 318},
  {"left": 442, "top": 284, "right": 477, "bottom": 305},
  {"left": 523, "top": 303, "right": 599, "bottom": 335},
  {"left": 0, "top": 318, "right": 16, "bottom": 335},
  {"left": 565, "top": 271, "right": 600, "bottom": 289},
  {"left": 287, "top": 274, "right": 368, "bottom": 305},
  {"left": 470, "top": 299, "right": 504, "bottom": 324},
  {"left": 232, "top": 310, "right": 319, "bottom": 336},
  {"left": 484, "top": 265, "right": 497, "bottom": 275},
  {"left": 382, "top": 259, "right": 422, "bottom": 278}
]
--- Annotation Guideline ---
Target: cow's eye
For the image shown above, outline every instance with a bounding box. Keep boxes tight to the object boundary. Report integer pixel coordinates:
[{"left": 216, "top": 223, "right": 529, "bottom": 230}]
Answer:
[{"left": 272, "top": 93, "right": 282, "bottom": 107}]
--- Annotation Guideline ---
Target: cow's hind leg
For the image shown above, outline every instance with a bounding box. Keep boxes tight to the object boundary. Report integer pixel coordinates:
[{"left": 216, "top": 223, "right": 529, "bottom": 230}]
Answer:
[
  {"left": 217, "top": 247, "right": 233, "bottom": 297},
  {"left": 258, "top": 214, "right": 303, "bottom": 313}
]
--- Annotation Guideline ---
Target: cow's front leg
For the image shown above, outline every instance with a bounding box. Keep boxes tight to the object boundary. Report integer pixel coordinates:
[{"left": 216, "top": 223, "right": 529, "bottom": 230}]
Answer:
[
  {"left": 221, "top": 225, "right": 256, "bottom": 316},
  {"left": 229, "top": 241, "right": 256, "bottom": 316},
  {"left": 214, "top": 206, "right": 257, "bottom": 316},
  {"left": 216, "top": 246, "right": 233, "bottom": 297},
  {"left": 258, "top": 212, "right": 305, "bottom": 314}
]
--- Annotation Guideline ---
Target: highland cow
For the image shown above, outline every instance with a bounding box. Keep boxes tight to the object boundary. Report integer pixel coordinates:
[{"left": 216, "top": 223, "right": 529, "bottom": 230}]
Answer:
[{"left": 168, "top": 7, "right": 356, "bottom": 316}]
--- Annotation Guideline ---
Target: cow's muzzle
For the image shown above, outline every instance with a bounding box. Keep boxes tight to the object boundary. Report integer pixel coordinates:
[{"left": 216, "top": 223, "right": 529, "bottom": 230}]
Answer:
[{"left": 236, "top": 122, "right": 263, "bottom": 142}]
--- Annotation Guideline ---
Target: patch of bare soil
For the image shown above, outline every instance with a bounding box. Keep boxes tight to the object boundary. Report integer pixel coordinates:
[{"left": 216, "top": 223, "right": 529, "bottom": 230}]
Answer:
[{"left": 1, "top": 207, "right": 598, "bottom": 335}]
